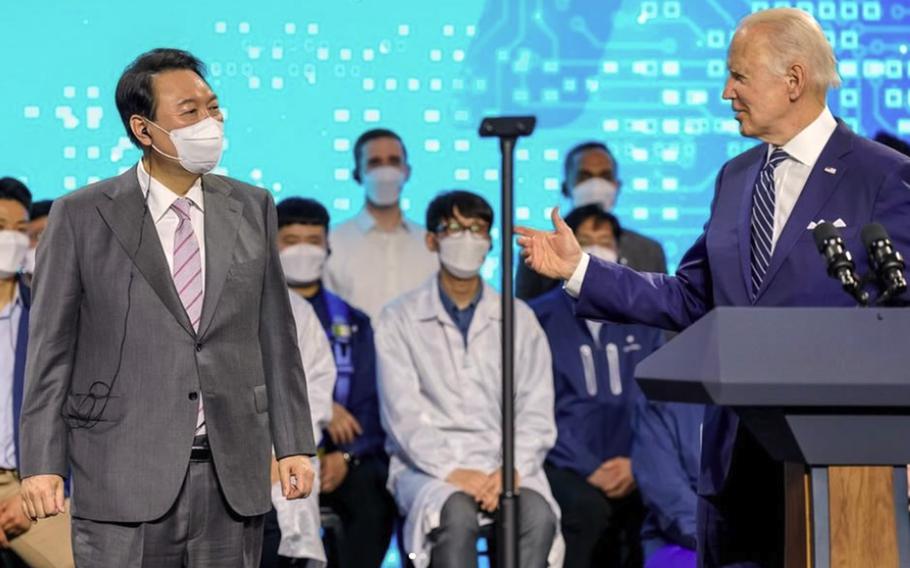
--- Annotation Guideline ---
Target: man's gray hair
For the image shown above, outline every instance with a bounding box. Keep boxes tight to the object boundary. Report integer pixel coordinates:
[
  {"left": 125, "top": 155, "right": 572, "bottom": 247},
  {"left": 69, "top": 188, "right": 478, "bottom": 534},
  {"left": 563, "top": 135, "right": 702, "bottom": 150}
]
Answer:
[{"left": 738, "top": 7, "right": 841, "bottom": 90}]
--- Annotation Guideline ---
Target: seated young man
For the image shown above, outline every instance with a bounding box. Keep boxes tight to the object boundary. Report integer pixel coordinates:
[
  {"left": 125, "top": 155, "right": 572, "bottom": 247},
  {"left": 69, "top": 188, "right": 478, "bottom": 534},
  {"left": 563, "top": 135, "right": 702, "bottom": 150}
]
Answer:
[
  {"left": 376, "top": 190, "right": 562, "bottom": 568},
  {"left": 530, "top": 205, "right": 663, "bottom": 568},
  {"left": 274, "top": 197, "right": 396, "bottom": 567},
  {"left": 631, "top": 401, "right": 703, "bottom": 568}
]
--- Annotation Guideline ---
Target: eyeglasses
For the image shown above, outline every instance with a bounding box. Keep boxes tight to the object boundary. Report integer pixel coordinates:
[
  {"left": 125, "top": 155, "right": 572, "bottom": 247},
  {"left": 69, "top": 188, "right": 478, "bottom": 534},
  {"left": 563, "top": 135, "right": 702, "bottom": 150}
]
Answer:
[{"left": 435, "top": 220, "right": 490, "bottom": 236}]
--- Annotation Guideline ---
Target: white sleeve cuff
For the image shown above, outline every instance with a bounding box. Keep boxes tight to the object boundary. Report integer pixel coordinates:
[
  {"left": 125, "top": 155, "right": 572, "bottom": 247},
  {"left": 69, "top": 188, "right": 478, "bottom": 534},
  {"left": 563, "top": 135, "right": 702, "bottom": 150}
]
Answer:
[{"left": 563, "top": 253, "right": 591, "bottom": 298}]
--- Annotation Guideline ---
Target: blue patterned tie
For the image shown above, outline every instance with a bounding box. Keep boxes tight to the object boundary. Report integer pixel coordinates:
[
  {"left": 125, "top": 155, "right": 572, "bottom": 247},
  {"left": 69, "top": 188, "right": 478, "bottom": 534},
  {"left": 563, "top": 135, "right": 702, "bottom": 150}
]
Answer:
[{"left": 750, "top": 148, "right": 789, "bottom": 298}]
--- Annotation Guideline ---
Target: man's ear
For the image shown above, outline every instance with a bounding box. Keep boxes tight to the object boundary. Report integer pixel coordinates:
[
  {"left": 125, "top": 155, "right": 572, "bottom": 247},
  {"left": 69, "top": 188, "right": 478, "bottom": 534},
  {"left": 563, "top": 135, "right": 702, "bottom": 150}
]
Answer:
[
  {"left": 425, "top": 231, "right": 439, "bottom": 253},
  {"left": 130, "top": 115, "right": 154, "bottom": 149},
  {"left": 787, "top": 62, "right": 808, "bottom": 101}
]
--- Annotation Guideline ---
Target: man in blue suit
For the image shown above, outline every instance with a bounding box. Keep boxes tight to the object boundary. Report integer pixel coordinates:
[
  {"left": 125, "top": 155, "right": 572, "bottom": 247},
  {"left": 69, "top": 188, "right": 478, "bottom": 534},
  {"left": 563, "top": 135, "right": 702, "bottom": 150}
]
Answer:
[{"left": 517, "top": 7, "right": 910, "bottom": 567}]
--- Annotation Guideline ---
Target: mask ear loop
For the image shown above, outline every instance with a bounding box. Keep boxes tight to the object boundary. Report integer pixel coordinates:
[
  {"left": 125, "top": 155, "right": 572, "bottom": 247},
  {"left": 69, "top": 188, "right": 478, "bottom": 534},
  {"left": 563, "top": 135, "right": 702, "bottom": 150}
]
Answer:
[{"left": 66, "top": 155, "right": 152, "bottom": 429}]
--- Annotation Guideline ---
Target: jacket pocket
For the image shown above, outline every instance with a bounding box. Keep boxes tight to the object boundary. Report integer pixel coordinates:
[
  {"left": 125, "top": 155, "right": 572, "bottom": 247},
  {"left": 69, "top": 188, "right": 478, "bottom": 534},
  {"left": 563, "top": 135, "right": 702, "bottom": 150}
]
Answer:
[{"left": 253, "top": 384, "right": 268, "bottom": 413}]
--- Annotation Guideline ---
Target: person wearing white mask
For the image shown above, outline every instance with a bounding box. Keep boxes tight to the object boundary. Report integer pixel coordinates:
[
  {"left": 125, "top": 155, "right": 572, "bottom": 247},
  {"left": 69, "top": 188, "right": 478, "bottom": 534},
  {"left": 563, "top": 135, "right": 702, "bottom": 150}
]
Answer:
[
  {"left": 20, "top": 49, "right": 316, "bottom": 567},
  {"left": 516, "top": 142, "right": 667, "bottom": 301},
  {"left": 267, "top": 197, "right": 396, "bottom": 568},
  {"left": 0, "top": 179, "right": 75, "bottom": 567},
  {"left": 528, "top": 205, "right": 664, "bottom": 568},
  {"left": 324, "top": 129, "right": 438, "bottom": 321},
  {"left": 376, "top": 190, "right": 563, "bottom": 568},
  {"left": 22, "top": 199, "right": 52, "bottom": 276}
]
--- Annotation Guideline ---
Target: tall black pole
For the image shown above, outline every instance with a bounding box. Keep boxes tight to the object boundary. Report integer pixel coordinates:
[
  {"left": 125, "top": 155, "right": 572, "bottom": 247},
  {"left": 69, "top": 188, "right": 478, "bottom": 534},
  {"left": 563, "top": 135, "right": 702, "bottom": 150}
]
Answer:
[
  {"left": 477, "top": 116, "right": 536, "bottom": 568},
  {"left": 498, "top": 135, "right": 518, "bottom": 568}
]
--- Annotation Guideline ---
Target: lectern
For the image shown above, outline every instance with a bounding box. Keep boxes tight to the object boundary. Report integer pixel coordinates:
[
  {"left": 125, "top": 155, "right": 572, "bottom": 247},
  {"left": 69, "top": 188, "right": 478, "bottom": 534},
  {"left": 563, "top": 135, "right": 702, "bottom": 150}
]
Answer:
[{"left": 635, "top": 307, "right": 910, "bottom": 568}]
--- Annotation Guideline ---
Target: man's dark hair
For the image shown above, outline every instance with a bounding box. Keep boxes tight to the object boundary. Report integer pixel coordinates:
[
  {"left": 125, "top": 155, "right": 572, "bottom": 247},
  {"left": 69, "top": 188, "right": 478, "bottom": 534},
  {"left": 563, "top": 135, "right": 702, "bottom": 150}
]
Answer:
[
  {"left": 115, "top": 48, "right": 208, "bottom": 148},
  {"left": 874, "top": 131, "right": 910, "bottom": 158},
  {"left": 276, "top": 197, "right": 330, "bottom": 231},
  {"left": 564, "top": 204, "right": 622, "bottom": 240},
  {"left": 30, "top": 199, "right": 53, "bottom": 220},
  {"left": 352, "top": 128, "right": 407, "bottom": 182},
  {"left": 561, "top": 141, "right": 618, "bottom": 197},
  {"left": 426, "top": 190, "right": 494, "bottom": 232},
  {"left": 0, "top": 178, "right": 33, "bottom": 211}
]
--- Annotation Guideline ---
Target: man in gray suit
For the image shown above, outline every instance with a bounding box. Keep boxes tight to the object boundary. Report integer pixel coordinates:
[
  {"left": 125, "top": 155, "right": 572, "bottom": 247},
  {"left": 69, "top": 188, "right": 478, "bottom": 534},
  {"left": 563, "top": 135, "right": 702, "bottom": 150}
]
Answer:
[
  {"left": 516, "top": 141, "right": 667, "bottom": 300},
  {"left": 18, "top": 48, "right": 316, "bottom": 567}
]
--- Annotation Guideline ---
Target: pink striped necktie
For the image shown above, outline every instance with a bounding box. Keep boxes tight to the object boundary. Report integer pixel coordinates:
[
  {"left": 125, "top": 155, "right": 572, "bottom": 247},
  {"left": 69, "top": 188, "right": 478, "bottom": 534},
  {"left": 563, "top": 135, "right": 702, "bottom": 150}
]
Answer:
[{"left": 171, "top": 197, "right": 206, "bottom": 435}]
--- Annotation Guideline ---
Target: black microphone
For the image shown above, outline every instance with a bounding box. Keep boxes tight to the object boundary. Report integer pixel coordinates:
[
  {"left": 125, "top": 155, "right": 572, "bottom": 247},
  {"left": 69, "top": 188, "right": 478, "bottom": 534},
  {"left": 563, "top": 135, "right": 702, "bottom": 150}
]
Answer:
[
  {"left": 812, "top": 222, "right": 868, "bottom": 306},
  {"left": 861, "top": 223, "right": 907, "bottom": 305}
]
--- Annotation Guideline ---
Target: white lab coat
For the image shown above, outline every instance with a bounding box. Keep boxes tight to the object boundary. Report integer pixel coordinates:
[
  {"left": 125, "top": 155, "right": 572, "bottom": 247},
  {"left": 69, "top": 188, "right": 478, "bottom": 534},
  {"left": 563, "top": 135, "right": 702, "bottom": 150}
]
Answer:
[
  {"left": 376, "top": 277, "right": 564, "bottom": 567},
  {"left": 271, "top": 292, "right": 337, "bottom": 565}
]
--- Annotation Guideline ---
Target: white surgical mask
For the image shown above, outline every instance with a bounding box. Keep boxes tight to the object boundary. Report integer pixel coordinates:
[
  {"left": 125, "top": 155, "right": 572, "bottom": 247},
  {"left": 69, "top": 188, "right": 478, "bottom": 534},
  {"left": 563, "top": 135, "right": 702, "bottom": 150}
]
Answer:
[
  {"left": 438, "top": 232, "right": 490, "bottom": 279},
  {"left": 22, "top": 247, "right": 36, "bottom": 275},
  {"left": 147, "top": 116, "right": 224, "bottom": 174},
  {"left": 279, "top": 244, "right": 328, "bottom": 286},
  {"left": 363, "top": 166, "right": 405, "bottom": 206},
  {"left": 0, "top": 232, "right": 29, "bottom": 279},
  {"left": 583, "top": 244, "right": 618, "bottom": 264},
  {"left": 572, "top": 178, "right": 618, "bottom": 211}
]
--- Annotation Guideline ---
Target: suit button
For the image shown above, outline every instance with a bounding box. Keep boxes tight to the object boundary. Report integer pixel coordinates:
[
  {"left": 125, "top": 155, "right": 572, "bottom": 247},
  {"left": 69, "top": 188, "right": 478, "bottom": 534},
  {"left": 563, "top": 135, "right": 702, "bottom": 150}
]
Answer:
[
  {"left": 195, "top": 343, "right": 203, "bottom": 352},
  {"left": 189, "top": 392, "right": 198, "bottom": 401}
]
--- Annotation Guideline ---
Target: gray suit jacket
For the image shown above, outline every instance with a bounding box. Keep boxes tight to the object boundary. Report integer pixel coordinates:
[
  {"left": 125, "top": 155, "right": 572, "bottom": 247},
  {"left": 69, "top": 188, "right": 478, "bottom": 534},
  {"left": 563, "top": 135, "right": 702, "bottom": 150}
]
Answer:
[{"left": 19, "top": 166, "right": 315, "bottom": 522}]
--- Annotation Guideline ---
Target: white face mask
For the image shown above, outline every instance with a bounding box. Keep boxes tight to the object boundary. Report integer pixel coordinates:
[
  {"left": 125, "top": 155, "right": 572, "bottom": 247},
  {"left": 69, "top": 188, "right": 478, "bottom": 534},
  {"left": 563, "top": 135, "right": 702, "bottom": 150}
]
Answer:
[
  {"left": 572, "top": 178, "right": 619, "bottom": 211},
  {"left": 583, "top": 244, "right": 618, "bottom": 264},
  {"left": 22, "top": 247, "right": 36, "bottom": 274},
  {"left": 279, "top": 243, "right": 328, "bottom": 286},
  {"left": 438, "top": 232, "right": 490, "bottom": 279},
  {"left": 0, "top": 232, "right": 29, "bottom": 279},
  {"left": 362, "top": 166, "right": 405, "bottom": 206},
  {"left": 147, "top": 116, "right": 224, "bottom": 174}
]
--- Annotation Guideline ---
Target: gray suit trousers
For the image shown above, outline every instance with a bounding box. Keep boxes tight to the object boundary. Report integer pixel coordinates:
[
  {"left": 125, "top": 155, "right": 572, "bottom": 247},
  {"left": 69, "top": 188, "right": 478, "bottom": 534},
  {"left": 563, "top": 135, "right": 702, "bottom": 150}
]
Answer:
[{"left": 71, "top": 459, "right": 263, "bottom": 567}]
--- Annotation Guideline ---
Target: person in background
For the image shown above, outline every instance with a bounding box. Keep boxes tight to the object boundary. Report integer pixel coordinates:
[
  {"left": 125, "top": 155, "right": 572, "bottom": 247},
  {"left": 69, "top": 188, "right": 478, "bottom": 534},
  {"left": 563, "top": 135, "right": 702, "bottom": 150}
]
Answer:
[
  {"left": 325, "top": 128, "right": 438, "bottom": 321},
  {"left": 277, "top": 197, "right": 396, "bottom": 568},
  {"left": 631, "top": 400, "right": 703, "bottom": 568},
  {"left": 530, "top": 205, "right": 663, "bottom": 568},
  {"left": 516, "top": 142, "right": 666, "bottom": 301},
  {"left": 262, "top": 277, "right": 337, "bottom": 567},
  {"left": 23, "top": 200, "right": 52, "bottom": 275},
  {"left": 376, "top": 190, "right": 561, "bottom": 568},
  {"left": 0, "top": 178, "right": 73, "bottom": 567}
]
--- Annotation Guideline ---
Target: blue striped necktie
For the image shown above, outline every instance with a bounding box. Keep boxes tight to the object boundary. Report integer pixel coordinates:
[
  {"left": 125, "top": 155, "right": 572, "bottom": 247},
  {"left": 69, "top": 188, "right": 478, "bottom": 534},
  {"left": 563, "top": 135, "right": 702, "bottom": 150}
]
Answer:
[{"left": 750, "top": 148, "right": 789, "bottom": 298}]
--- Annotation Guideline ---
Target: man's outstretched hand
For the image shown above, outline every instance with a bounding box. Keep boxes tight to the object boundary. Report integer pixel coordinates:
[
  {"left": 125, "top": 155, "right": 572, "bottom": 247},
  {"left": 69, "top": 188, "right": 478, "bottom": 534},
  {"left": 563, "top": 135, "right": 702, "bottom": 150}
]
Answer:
[{"left": 516, "top": 208, "right": 583, "bottom": 282}]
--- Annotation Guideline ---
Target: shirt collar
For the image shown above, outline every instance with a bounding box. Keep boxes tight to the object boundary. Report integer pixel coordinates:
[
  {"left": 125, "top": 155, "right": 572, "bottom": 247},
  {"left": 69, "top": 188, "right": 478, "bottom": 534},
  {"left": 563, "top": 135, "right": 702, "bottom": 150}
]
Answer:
[
  {"left": 770, "top": 106, "right": 837, "bottom": 168},
  {"left": 136, "top": 160, "right": 205, "bottom": 223},
  {"left": 353, "top": 207, "right": 416, "bottom": 234},
  {"left": 437, "top": 278, "right": 484, "bottom": 315}
]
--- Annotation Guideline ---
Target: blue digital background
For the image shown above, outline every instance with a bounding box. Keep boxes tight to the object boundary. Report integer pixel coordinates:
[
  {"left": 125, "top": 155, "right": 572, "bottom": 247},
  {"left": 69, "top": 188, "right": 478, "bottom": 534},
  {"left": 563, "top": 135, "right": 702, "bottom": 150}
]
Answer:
[{"left": 2, "top": 0, "right": 909, "bottom": 281}]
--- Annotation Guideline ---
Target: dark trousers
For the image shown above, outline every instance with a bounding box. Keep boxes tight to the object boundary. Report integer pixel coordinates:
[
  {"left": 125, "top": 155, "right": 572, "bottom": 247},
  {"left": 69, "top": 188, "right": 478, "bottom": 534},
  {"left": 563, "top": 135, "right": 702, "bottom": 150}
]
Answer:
[
  {"left": 697, "top": 426, "right": 785, "bottom": 568},
  {"left": 545, "top": 462, "right": 645, "bottom": 568},
  {"left": 319, "top": 454, "right": 396, "bottom": 568},
  {"left": 72, "top": 459, "right": 263, "bottom": 567}
]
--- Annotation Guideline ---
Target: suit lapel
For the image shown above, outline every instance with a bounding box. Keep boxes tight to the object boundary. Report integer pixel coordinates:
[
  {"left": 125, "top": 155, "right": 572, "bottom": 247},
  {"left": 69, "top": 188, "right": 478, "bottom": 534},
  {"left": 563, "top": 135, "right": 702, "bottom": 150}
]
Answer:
[
  {"left": 98, "top": 167, "right": 195, "bottom": 337},
  {"left": 196, "top": 174, "right": 243, "bottom": 339},
  {"left": 755, "top": 123, "right": 854, "bottom": 301},
  {"left": 733, "top": 154, "right": 764, "bottom": 303}
]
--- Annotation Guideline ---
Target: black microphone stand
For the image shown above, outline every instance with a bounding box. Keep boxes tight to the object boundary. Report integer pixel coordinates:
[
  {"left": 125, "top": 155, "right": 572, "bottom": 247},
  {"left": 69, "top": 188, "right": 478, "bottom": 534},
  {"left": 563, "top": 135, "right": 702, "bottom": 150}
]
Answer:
[{"left": 478, "top": 115, "right": 536, "bottom": 568}]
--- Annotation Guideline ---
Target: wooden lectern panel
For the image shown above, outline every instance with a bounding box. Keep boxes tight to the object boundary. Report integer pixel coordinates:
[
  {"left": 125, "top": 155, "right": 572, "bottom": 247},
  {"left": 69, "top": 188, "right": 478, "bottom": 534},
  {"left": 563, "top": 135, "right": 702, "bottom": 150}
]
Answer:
[{"left": 828, "top": 466, "right": 899, "bottom": 568}]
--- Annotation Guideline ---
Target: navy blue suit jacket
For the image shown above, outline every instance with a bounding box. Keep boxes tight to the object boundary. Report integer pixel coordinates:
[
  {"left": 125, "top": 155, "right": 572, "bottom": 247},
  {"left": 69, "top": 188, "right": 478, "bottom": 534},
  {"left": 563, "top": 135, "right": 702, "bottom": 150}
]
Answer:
[
  {"left": 574, "top": 122, "right": 910, "bottom": 495},
  {"left": 12, "top": 277, "right": 30, "bottom": 470}
]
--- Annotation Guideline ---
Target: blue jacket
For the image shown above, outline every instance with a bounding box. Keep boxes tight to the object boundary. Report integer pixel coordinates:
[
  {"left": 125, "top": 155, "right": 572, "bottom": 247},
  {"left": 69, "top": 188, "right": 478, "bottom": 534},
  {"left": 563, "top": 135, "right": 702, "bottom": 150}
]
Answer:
[
  {"left": 572, "top": 123, "right": 910, "bottom": 495},
  {"left": 12, "top": 277, "right": 29, "bottom": 470},
  {"left": 531, "top": 287, "right": 663, "bottom": 477},
  {"left": 632, "top": 400, "right": 703, "bottom": 558},
  {"left": 308, "top": 287, "right": 385, "bottom": 459}
]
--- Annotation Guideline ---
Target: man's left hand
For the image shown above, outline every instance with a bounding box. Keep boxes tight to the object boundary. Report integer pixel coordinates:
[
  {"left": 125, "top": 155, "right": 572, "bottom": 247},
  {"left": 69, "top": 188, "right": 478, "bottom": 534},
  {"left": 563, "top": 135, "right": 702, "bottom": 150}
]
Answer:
[
  {"left": 599, "top": 457, "right": 636, "bottom": 498},
  {"left": 277, "top": 455, "right": 315, "bottom": 500},
  {"left": 0, "top": 493, "right": 32, "bottom": 546}
]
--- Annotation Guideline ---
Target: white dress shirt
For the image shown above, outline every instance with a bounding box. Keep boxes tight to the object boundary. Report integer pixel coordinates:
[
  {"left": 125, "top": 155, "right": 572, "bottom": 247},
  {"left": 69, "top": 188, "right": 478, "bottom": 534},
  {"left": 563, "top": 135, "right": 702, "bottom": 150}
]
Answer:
[
  {"left": 0, "top": 290, "right": 21, "bottom": 470},
  {"left": 565, "top": 107, "right": 838, "bottom": 297},
  {"left": 137, "top": 161, "right": 207, "bottom": 433},
  {"left": 325, "top": 208, "right": 438, "bottom": 321},
  {"left": 136, "top": 160, "right": 207, "bottom": 290}
]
